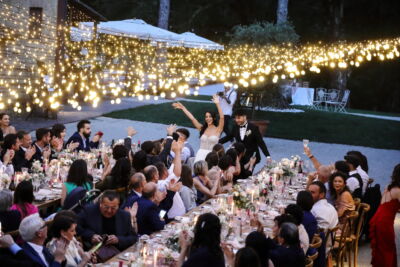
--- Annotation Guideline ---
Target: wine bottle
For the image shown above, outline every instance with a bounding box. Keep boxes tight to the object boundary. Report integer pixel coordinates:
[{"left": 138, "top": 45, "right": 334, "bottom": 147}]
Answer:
[{"left": 96, "top": 151, "right": 103, "bottom": 169}]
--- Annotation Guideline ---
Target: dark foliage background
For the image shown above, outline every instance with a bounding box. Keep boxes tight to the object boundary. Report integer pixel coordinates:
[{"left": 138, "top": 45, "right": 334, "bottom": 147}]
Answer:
[{"left": 82, "top": 0, "right": 400, "bottom": 112}]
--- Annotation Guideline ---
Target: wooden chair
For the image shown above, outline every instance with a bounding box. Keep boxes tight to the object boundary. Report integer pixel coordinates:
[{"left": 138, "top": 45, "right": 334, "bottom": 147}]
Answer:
[
  {"left": 308, "top": 234, "right": 323, "bottom": 262},
  {"left": 305, "top": 257, "right": 313, "bottom": 267},
  {"left": 330, "top": 211, "right": 359, "bottom": 267},
  {"left": 353, "top": 198, "right": 361, "bottom": 213},
  {"left": 349, "top": 203, "right": 370, "bottom": 267}
]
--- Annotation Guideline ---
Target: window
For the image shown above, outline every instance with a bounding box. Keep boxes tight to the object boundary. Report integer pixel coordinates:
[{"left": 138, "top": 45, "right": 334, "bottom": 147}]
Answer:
[{"left": 29, "top": 7, "right": 43, "bottom": 39}]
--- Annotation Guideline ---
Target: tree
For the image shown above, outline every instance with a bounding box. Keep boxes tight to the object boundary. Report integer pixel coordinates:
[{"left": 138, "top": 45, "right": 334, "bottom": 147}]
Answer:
[
  {"left": 158, "top": 0, "right": 170, "bottom": 29},
  {"left": 276, "top": 0, "right": 289, "bottom": 24}
]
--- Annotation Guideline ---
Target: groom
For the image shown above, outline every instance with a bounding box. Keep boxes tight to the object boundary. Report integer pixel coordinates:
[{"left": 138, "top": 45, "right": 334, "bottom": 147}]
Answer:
[{"left": 219, "top": 109, "right": 270, "bottom": 173}]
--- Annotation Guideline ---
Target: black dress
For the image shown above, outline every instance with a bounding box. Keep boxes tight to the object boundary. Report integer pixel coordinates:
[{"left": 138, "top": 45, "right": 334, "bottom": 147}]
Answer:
[{"left": 182, "top": 246, "right": 225, "bottom": 267}]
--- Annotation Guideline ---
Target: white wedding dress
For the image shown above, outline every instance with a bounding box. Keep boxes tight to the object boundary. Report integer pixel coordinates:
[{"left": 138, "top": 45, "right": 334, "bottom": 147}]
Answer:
[{"left": 194, "top": 135, "right": 219, "bottom": 162}]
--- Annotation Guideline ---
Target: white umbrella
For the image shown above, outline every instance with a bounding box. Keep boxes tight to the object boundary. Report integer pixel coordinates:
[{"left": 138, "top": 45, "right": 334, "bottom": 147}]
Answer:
[{"left": 178, "top": 32, "right": 224, "bottom": 50}]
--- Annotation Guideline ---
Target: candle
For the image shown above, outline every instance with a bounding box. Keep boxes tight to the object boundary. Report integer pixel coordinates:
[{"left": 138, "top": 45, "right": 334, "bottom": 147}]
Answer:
[
  {"left": 231, "top": 201, "right": 234, "bottom": 214},
  {"left": 251, "top": 190, "right": 254, "bottom": 203},
  {"left": 56, "top": 162, "right": 61, "bottom": 181},
  {"left": 0, "top": 221, "right": 2, "bottom": 235},
  {"left": 153, "top": 250, "right": 158, "bottom": 267}
]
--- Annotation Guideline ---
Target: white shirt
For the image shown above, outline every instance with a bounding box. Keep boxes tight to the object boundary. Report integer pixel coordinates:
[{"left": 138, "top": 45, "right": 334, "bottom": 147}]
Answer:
[
  {"left": 28, "top": 242, "right": 49, "bottom": 267},
  {"left": 170, "top": 142, "right": 191, "bottom": 162},
  {"left": 356, "top": 166, "right": 369, "bottom": 194},
  {"left": 347, "top": 170, "right": 361, "bottom": 193},
  {"left": 311, "top": 199, "right": 338, "bottom": 230},
  {"left": 133, "top": 189, "right": 142, "bottom": 197},
  {"left": 239, "top": 122, "right": 248, "bottom": 141},
  {"left": 219, "top": 89, "right": 237, "bottom": 116},
  {"left": 298, "top": 224, "right": 309, "bottom": 254}
]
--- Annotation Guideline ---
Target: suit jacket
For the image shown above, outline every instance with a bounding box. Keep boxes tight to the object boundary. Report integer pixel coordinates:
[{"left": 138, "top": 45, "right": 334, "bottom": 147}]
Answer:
[
  {"left": 31, "top": 142, "right": 47, "bottom": 163},
  {"left": 66, "top": 132, "right": 99, "bottom": 152},
  {"left": 0, "top": 247, "right": 37, "bottom": 266},
  {"left": 21, "top": 242, "right": 61, "bottom": 267},
  {"left": 11, "top": 147, "right": 31, "bottom": 172},
  {"left": 121, "top": 190, "right": 140, "bottom": 209},
  {"left": 136, "top": 197, "right": 165, "bottom": 235},
  {"left": 220, "top": 122, "right": 270, "bottom": 164},
  {"left": 145, "top": 137, "right": 173, "bottom": 167},
  {"left": 77, "top": 203, "right": 137, "bottom": 250},
  {"left": 269, "top": 245, "right": 305, "bottom": 267}
]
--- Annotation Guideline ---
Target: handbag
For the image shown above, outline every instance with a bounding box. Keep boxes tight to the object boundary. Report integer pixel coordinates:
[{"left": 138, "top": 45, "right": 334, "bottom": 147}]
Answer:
[{"left": 96, "top": 245, "right": 120, "bottom": 263}]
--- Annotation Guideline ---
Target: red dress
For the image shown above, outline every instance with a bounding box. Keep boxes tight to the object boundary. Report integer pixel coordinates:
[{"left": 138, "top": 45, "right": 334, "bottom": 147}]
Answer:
[{"left": 369, "top": 199, "right": 400, "bottom": 267}]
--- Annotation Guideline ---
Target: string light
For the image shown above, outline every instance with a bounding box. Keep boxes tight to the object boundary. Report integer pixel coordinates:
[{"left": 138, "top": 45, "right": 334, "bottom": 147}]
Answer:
[{"left": 1, "top": 0, "right": 400, "bottom": 111}]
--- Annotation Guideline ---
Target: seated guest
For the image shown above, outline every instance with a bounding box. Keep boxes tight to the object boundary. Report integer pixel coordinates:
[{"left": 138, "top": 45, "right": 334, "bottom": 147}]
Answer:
[
  {"left": 3, "top": 134, "right": 32, "bottom": 172},
  {"left": 0, "top": 113, "right": 16, "bottom": 141},
  {"left": 178, "top": 213, "right": 225, "bottom": 267},
  {"left": 170, "top": 128, "right": 195, "bottom": 164},
  {"left": 225, "top": 247, "right": 262, "bottom": 267},
  {"left": 0, "top": 147, "right": 14, "bottom": 175},
  {"left": 121, "top": 172, "right": 146, "bottom": 209},
  {"left": 66, "top": 120, "right": 101, "bottom": 152},
  {"left": 217, "top": 155, "right": 234, "bottom": 193},
  {"left": 141, "top": 125, "right": 175, "bottom": 167},
  {"left": 132, "top": 150, "right": 147, "bottom": 173},
  {"left": 308, "top": 181, "right": 338, "bottom": 230},
  {"left": 61, "top": 159, "right": 92, "bottom": 206},
  {"left": 136, "top": 182, "right": 166, "bottom": 235},
  {"left": 47, "top": 212, "right": 92, "bottom": 267},
  {"left": 269, "top": 222, "right": 305, "bottom": 267},
  {"left": 112, "top": 144, "right": 128, "bottom": 161},
  {"left": 334, "top": 160, "right": 350, "bottom": 174},
  {"left": 49, "top": 124, "right": 66, "bottom": 155},
  {"left": 15, "top": 131, "right": 36, "bottom": 171},
  {"left": 0, "top": 189, "right": 21, "bottom": 232},
  {"left": 179, "top": 164, "right": 197, "bottom": 212},
  {"left": 245, "top": 231, "right": 274, "bottom": 267},
  {"left": 32, "top": 128, "right": 52, "bottom": 163},
  {"left": 296, "top": 191, "right": 318, "bottom": 243},
  {"left": 225, "top": 148, "right": 241, "bottom": 176},
  {"left": 205, "top": 151, "right": 219, "bottom": 170},
  {"left": 272, "top": 214, "right": 297, "bottom": 240},
  {"left": 212, "top": 143, "right": 225, "bottom": 159},
  {"left": 232, "top": 142, "right": 256, "bottom": 180},
  {"left": 346, "top": 150, "right": 369, "bottom": 174},
  {"left": 0, "top": 234, "right": 38, "bottom": 266},
  {"left": 193, "top": 160, "right": 220, "bottom": 205},
  {"left": 284, "top": 204, "right": 309, "bottom": 254},
  {"left": 19, "top": 213, "right": 66, "bottom": 267},
  {"left": 98, "top": 158, "right": 132, "bottom": 193},
  {"left": 144, "top": 165, "right": 159, "bottom": 183},
  {"left": 344, "top": 155, "right": 365, "bottom": 198},
  {"left": 329, "top": 172, "right": 355, "bottom": 225},
  {"left": 11, "top": 181, "right": 38, "bottom": 220},
  {"left": 77, "top": 190, "right": 137, "bottom": 250}
]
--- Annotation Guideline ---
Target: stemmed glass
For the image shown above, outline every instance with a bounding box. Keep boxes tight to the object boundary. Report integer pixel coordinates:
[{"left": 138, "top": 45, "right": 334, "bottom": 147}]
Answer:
[{"left": 302, "top": 139, "right": 309, "bottom": 154}]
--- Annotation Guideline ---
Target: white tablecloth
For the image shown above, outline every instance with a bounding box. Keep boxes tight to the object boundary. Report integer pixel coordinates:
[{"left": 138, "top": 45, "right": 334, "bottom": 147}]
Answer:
[{"left": 291, "top": 87, "right": 314, "bottom": 106}]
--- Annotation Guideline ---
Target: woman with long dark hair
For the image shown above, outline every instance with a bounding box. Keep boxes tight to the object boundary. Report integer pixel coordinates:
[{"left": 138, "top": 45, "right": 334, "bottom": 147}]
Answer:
[
  {"left": 61, "top": 159, "right": 92, "bottom": 205},
  {"left": 98, "top": 157, "right": 132, "bottom": 192},
  {"left": 179, "top": 164, "right": 197, "bottom": 212},
  {"left": 328, "top": 171, "right": 355, "bottom": 225},
  {"left": 172, "top": 95, "right": 224, "bottom": 163},
  {"left": 10, "top": 180, "right": 38, "bottom": 219},
  {"left": 178, "top": 213, "right": 225, "bottom": 267},
  {"left": 0, "top": 113, "right": 16, "bottom": 141},
  {"left": 370, "top": 164, "right": 400, "bottom": 267}
]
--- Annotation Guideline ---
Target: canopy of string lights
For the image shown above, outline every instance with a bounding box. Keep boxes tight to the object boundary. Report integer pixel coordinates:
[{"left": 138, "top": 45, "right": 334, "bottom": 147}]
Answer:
[{"left": 0, "top": 0, "right": 399, "bottom": 112}]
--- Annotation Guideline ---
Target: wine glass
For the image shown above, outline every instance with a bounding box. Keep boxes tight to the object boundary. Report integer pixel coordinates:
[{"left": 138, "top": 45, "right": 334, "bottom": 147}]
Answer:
[{"left": 302, "top": 139, "right": 309, "bottom": 154}]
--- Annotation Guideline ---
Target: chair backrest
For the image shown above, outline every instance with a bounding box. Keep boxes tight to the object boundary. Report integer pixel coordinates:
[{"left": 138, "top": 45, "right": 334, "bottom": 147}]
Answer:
[
  {"left": 305, "top": 257, "right": 313, "bottom": 267},
  {"left": 63, "top": 186, "right": 87, "bottom": 211},
  {"left": 315, "top": 88, "right": 326, "bottom": 101},
  {"left": 354, "top": 198, "right": 361, "bottom": 213},
  {"left": 341, "top": 89, "right": 350, "bottom": 104},
  {"left": 310, "top": 235, "right": 323, "bottom": 249},
  {"left": 303, "top": 81, "right": 310, "bottom": 88},
  {"left": 327, "top": 89, "right": 340, "bottom": 101},
  {"left": 355, "top": 203, "right": 370, "bottom": 239}
]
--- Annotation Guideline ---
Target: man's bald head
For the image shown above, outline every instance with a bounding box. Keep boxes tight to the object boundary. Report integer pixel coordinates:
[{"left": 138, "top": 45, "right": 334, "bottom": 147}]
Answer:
[
  {"left": 142, "top": 182, "right": 157, "bottom": 199},
  {"left": 129, "top": 172, "right": 146, "bottom": 192},
  {"left": 317, "top": 165, "right": 331, "bottom": 183}
]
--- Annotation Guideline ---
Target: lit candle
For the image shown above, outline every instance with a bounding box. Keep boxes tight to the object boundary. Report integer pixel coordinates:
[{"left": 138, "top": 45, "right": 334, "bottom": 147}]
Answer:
[
  {"left": 153, "top": 250, "right": 158, "bottom": 267},
  {"left": 56, "top": 162, "right": 60, "bottom": 181},
  {"left": 0, "top": 221, "right": 2, "bottom": 235},
  {"left": 251, "top": 190, "right": 254, "bottom": 203},
  {"left": 231, "top": 201, "right": 234, "bottom": 214}
]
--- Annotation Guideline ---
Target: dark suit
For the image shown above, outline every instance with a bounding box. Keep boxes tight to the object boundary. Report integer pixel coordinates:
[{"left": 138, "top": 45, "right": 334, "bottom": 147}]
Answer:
[
  {"left": 220, "top": 122, "right": 270, "bottom": 165},
  {"left": 77, "top": 203, "right": 137, "bottom": 250},
  {"left": 21, "top": 242, "right": 61, "bottom": 267},
  {"left": 0, "top": 210, "right": 21, "bottom": 233},
  {"left": 31, "top": 142, "right": 47, "bottom": 163},
  {"left": 11, "top": 147, "right": 31, "bottom": 172},
  {"left": 121, "top": 190, "right": 140, "bottom": 209},
  {"left": 66, "top": 132, "right": 99, "bottom": 152},
  {"left": 136, "top": 197, "right": 165, "bottom": 235},
  {"left": 0, "top": 247, "right": 37, "bottom": 266},
  {"left": 269, "top": 245, "right": 305, "bottom": 267}
]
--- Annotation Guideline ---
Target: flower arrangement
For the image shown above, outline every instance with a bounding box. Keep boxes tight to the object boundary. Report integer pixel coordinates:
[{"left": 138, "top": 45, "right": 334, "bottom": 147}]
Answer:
[
  {"left": 232, "top": 184, "right": 254, "bottom": 210},
  {"left": 166, "top": 234, "right": 180, "bottom": 252},
  {"left": 0, "top": 172, "right": 11, "bottom": 190},
  {"left": 31, "top": 160, "right": 43, "bottom": 173}
]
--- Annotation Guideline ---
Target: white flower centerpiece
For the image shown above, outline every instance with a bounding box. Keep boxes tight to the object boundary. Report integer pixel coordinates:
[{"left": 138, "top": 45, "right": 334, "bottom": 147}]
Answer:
[{"left": 0, "top": 172, "right": 11, "bottom": 190}]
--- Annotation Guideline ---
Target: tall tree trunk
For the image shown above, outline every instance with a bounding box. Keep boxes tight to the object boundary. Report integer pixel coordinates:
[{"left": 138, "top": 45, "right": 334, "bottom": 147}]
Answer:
[
  {"left": 276, "top": 0, "right": 289, "bottom": 24},
  {"left": 158, "top": 0, "right": 170, "bottom": 30}
]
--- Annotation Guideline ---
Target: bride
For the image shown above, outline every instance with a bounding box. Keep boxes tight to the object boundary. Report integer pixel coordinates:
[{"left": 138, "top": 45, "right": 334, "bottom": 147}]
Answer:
[{"left": 172, "top": 95, "right": 224, "bottom": 162}]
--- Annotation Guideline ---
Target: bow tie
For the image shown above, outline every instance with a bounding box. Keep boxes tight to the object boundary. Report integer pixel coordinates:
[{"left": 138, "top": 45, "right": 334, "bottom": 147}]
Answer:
[{"left": 240, "top": 124, "right": 247, "bottom": 129}]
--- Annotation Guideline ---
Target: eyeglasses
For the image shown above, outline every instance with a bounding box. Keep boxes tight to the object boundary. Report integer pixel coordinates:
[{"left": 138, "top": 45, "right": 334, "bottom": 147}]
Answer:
[{"left": 101, "top": 205, "right": 118, "bottom": 211}]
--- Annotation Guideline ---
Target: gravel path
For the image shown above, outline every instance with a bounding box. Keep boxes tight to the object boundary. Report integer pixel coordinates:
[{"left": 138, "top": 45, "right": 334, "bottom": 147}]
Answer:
[{"left": 61, "top": 116, "right": 400, "bottom": 187}]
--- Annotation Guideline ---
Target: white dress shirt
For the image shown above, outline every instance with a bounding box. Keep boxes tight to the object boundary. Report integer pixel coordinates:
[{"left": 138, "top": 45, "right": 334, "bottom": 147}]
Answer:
[
  {"left": 170, "top": 142, "right": 191, "bottom": 163},
  {"left": 219, "top": 89, "right": 237, "bottom": 116},
  {"left": 356, "top": 166, "right": 369, "bottom": 194},
  {"left": 311, "top": 199, "right": 338, "bottom": 230},
  {"left": 298, "top": 224, "right": 310, "bottom": 254},
  {"left": 239, "top": 122, "right": 248, "bottom": 141},
  {"left": 28, "top": 242, "right": 49, "bottom": 267},
  {"left": 347, "top": 170, "right": 361, "bottom": 193}
]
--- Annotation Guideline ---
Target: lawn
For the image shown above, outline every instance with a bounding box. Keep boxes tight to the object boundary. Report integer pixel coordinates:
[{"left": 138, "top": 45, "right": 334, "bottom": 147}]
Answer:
[{"left": 104, "top": 101, "right": 400, "bottom": 150}]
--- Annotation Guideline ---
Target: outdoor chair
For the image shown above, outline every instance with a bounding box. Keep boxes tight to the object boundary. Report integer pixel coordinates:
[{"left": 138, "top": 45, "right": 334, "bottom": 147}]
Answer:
[
  {"left": 325, "top": 89, "right": 340, "bottom": 110},
  {"left": 348, "top": 203, "right": 370, "bottom": 267},
  {"left": 311, "top": 88, "right": 327, "bottom": 110},
  {"left": 327, "top": 89, "right": 350, "bottom": 113}
]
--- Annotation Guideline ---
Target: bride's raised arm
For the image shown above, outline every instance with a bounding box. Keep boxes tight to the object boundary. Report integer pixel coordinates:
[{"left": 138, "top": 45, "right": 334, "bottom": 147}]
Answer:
[
  {"left": 172, "top": 102, "right": 203, "bottom": 131},
  {"left": 212, "top": 95, "right": 225, "bottom": 134}
]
